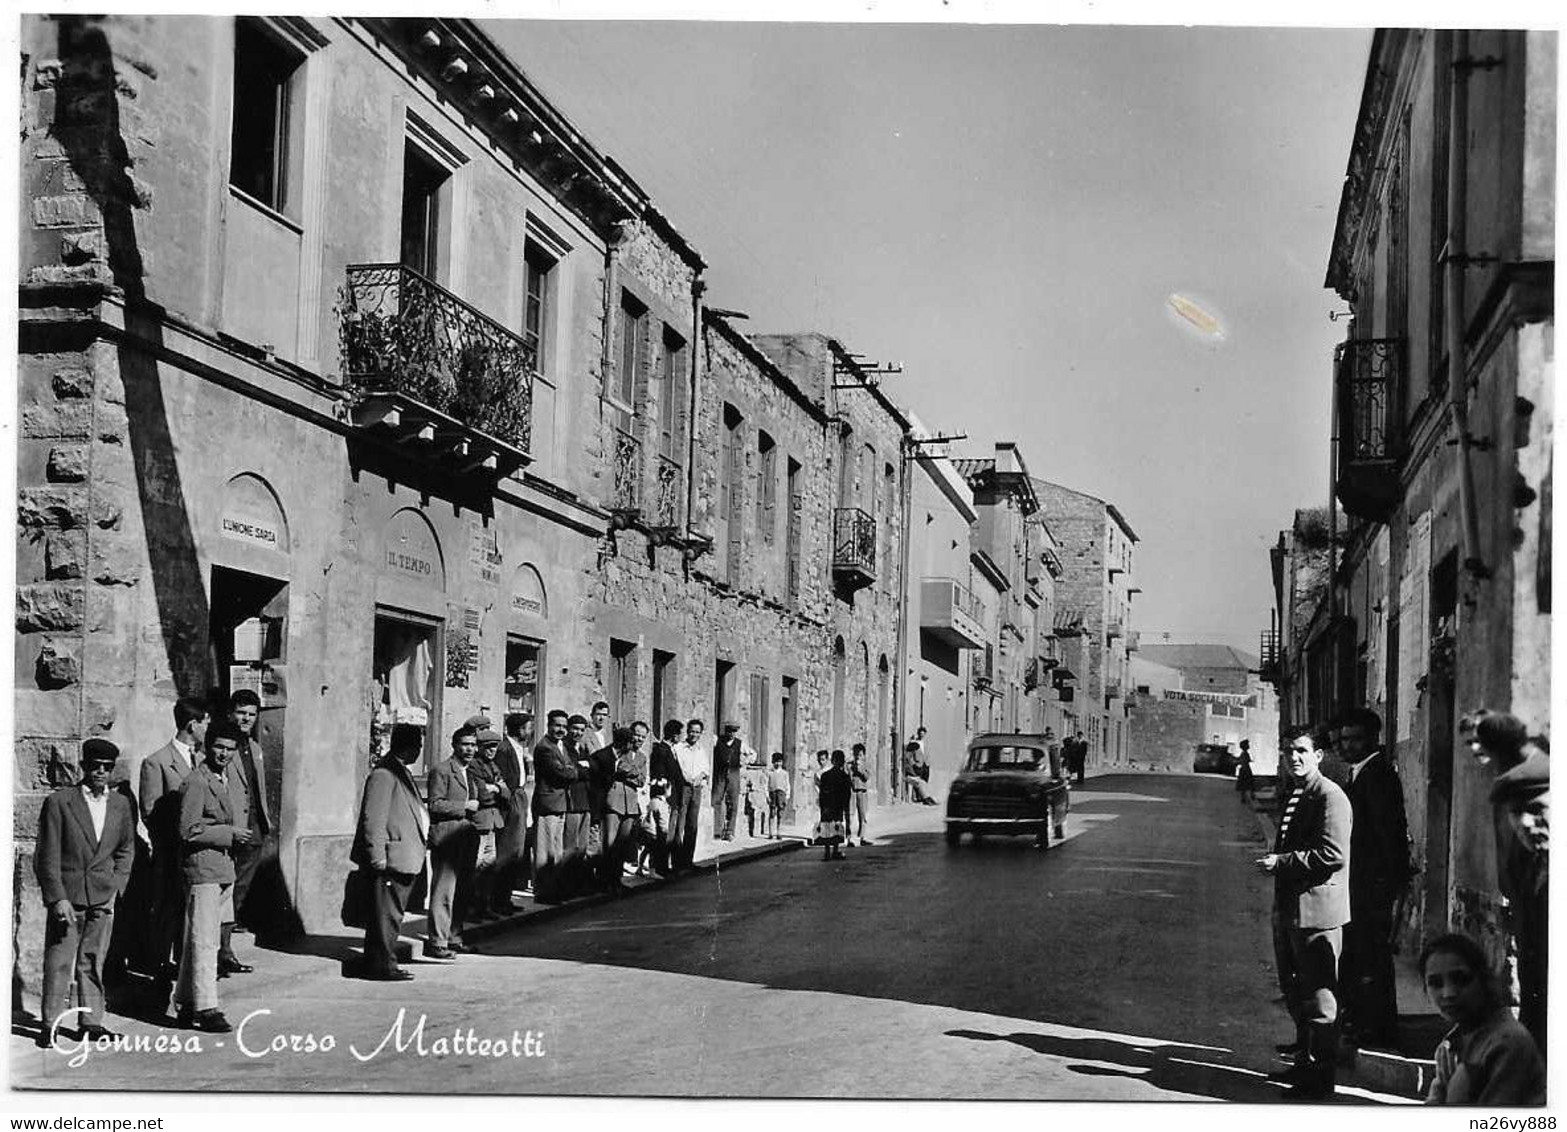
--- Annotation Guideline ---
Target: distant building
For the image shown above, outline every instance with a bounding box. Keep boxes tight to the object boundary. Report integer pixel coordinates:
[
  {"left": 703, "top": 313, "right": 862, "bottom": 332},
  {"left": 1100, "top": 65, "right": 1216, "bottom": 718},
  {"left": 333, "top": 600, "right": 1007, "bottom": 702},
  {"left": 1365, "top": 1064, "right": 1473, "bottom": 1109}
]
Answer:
[
  {"left": 1129, "top": 645, "right": 1281, "bottom": 775},
  {"left": 1032, "top": 480, "right": 1139, "bottom": 770}
]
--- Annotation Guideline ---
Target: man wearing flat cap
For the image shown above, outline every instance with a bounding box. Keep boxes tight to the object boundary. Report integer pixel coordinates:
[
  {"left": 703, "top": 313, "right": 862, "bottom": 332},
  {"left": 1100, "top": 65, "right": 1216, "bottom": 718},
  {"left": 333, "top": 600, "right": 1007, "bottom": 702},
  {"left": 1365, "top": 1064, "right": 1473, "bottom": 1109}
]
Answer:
[
  {"left": 1491, "top": 742, "right": 1549, "bottom": 1052},
  {"left": 712, "top": 723, "right": 745, "bottom": 841},
  {"left": 35, "top": 738, "right": 136, "bottom": 1045}
]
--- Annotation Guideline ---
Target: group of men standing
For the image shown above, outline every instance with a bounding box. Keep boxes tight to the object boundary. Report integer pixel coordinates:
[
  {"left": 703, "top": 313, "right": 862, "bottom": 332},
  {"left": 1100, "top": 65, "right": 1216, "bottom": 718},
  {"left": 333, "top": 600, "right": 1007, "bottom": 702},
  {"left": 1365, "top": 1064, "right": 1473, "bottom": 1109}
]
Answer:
[
  {"left": 351, "top": 704, "right": 764, "bottom": 981},
  {"left": 1260, "top": 705, "right": 1549, "bottom": 1101},
  {"left": 32, "top": 692, "right": 278, "bottom": 1043}
]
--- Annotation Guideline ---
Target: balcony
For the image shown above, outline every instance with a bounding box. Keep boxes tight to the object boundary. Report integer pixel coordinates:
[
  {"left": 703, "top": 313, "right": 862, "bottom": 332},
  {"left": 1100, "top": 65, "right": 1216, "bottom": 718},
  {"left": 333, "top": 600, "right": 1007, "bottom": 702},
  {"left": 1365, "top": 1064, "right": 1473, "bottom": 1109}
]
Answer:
[
  {"left": 340, "top": 263, "right": 533, "bottom": 477},
  {"left": 1106, "top": 618, "right": 1124, "bottom": 640},
  {"left": 1335, "top": 337, "right": 1404, "bottom": 522},
  {"left": 1105, "top": 681, "right": 1123, "bottom": 700},
  {"left": 832, "top": 507, "right": 876, "bottom": 591},
  {"left": 974, "top": 644, "right": 996, "bottom": 689},
  {"left": 1126, "top": 630, "right": 1140, "bottom": 653},
  {"left": 922, "top": 578, "right": 986, "bottom": 649},
  {"left": 609, "top": 427, "right": 642, "bottom": 521},
  {"left": 1258, "top": 628, "right": 1281, "bottom": 685}
]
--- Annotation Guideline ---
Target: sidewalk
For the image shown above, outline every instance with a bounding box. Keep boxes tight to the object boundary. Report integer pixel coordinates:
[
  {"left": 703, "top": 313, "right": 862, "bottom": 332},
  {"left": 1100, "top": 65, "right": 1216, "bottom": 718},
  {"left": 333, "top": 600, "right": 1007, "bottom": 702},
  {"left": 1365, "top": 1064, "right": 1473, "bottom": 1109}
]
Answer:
[{"left": 1249, "top": 800, "right": 1442, "bottom": 1099}]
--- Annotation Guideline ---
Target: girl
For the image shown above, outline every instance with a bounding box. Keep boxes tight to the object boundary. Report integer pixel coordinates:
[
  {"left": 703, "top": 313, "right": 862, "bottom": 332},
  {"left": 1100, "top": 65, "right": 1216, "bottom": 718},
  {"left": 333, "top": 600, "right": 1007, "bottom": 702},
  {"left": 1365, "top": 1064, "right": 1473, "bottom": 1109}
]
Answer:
[{"left": 1421, "top": 933, "right": 1544, "bottom": 1105}]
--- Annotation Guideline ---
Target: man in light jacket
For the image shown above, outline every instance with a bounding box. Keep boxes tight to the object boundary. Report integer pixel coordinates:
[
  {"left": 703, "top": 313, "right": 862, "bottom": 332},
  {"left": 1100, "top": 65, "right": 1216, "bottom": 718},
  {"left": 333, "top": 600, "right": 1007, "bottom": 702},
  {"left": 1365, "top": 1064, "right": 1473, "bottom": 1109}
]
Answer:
[
  {"left": 1258, "top": 725, "right": 1353, "bottom": 1100},
  {"left": 174, "top": 721, "right": 254, "bottom": 1033},
  {"left": 352, "top": 723, "right": 426, "bottom": 981},
  {"left": 137, "top": 697, "right": 207, "bottom": 993},
  {"left": 424, "top": 726, "right": 481, "bottom": 961}
]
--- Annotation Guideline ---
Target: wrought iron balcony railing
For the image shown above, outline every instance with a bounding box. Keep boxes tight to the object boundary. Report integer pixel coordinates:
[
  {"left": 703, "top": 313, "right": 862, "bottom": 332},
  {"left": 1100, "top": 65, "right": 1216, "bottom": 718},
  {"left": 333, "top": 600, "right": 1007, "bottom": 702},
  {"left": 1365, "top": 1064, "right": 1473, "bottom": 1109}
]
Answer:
[
  {"left": 652, "top": 454, "right": 682, "bottom": 528},
  {"left": 611, "top": 427, "right": 642, "bottom": 513},
  {"left": 832, "top": 507, "right": 876, "bottom": 588},
  {"left": 1335, "top": 337, "right": 1404, "bottom": 522},
  {"left": 1104, "top": 681, "right": 1123, "bottom": 699},
  {"left": 340, "top": 263, "right": 536, "bottom": 456}
]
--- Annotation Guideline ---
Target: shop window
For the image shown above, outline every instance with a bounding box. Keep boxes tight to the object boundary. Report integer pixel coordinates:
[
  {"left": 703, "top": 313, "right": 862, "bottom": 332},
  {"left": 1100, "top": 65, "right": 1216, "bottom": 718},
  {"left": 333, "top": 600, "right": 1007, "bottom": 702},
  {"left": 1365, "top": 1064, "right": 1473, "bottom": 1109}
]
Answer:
[
  {"left": 229, "top": 18, "right": 303, "bottom": 215},
  {"left": 504, "top": 635, "right": 544, "bottom": 723},
  {"left": 373, "top": 610, "right": 442, "bottom": 770}
]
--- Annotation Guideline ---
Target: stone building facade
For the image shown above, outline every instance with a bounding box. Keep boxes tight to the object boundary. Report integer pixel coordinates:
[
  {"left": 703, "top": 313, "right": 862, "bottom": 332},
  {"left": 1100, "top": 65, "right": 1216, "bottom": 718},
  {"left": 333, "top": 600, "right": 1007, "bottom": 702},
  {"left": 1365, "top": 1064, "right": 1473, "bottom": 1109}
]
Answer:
[
  {"left": 1031, "top": 479, "right": 1140, "bottom": 770},
  {"left": 1273, "top": 28, "right": 1554, "bottom": 958},
  {"left": 751, "top": 334, "right": 909, "bottom": 803},
  {"left": 14, "top": 13, "right": 693, "bottom": 985}
]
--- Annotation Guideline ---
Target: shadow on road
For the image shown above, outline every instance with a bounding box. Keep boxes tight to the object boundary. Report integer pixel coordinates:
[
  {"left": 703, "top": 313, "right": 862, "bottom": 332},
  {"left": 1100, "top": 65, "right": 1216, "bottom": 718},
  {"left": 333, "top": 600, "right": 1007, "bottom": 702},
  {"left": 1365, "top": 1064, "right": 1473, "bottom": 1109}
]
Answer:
[{"left": 946, "top": 1028, "right": 1284, "bottom": 1103}]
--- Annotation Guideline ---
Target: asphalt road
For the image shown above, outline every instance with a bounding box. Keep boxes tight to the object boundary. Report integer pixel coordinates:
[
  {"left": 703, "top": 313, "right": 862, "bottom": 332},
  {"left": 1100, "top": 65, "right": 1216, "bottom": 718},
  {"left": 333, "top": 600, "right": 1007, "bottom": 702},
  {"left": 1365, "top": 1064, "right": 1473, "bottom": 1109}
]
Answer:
[{"left": 12, "top": 773, "right": 1406, "bottom": 1102}]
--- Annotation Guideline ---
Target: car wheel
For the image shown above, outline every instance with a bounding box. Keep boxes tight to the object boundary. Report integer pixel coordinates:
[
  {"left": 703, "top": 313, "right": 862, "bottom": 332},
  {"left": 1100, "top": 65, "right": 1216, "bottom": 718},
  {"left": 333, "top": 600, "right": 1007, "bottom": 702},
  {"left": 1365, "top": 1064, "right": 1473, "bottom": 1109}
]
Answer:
[
  {"left": 1036, "top": 829, "right": 1050, "bottom": 850},
  {"left": 945, "top": 826, "right": 962, "bottom": 847}
]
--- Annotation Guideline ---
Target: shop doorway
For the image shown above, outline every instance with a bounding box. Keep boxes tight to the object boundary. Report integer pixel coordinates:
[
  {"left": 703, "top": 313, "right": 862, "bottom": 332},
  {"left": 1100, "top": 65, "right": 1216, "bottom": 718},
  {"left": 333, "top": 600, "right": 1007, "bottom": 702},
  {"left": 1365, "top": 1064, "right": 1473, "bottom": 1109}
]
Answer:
[
  {"left": 207, "top": 564, "right": 293, "bottom": 935},
  {"left": 372, "top": 608, "right": 443, "bottom": 773}
]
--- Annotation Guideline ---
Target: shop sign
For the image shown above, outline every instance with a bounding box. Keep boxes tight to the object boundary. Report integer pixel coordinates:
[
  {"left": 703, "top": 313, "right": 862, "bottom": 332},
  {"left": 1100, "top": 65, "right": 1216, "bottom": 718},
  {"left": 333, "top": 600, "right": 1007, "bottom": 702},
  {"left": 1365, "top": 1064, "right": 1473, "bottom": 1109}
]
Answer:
[
  {"left": 384, "top": 509, "right": 445, "bottom": 590},
  {"left": 512, "top": 593, "right": 543, "bottom": 616},
  {"left": 221, "top": 513, "right": 282, "bottom": 549},
  {"left": 509, "top": 563, "right": 547, "bottom": 619},
  {"left": 468, "top": 519, "right": 503, "bottom": 587}
]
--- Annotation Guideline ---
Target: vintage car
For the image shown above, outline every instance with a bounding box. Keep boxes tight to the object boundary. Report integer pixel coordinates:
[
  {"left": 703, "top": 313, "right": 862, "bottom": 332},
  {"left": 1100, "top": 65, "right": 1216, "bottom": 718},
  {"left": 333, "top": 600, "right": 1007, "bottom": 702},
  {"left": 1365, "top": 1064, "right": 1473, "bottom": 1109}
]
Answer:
[
  {"left": 1193, "top": 742, "right": 1240, "bottom": 776},
  {"left": 945, "top": 732, "right": 1070, "bottom": 848}
]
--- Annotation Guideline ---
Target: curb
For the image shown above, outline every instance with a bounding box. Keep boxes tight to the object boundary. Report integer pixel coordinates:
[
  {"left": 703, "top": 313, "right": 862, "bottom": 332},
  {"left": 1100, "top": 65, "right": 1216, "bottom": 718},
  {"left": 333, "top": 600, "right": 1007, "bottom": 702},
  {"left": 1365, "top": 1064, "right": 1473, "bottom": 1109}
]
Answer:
[
  {"left": 1347, "top": 1046, "right": 1434, "bottom": 1099},
  {"left": 435, "top": 836, "right": 806, "bottom": 945}
]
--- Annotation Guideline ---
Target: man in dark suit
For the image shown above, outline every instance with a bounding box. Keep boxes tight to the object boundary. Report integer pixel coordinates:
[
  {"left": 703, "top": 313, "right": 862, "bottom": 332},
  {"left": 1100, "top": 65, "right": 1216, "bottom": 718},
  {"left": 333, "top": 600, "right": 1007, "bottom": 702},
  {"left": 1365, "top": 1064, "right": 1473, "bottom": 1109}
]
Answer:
[
  {"left": 531, "top": 710, "right": 577, "bottom": 903},
  {"left": 1339, "top": 708, "right": 1413, "bottom": 1050},
  {"left": 712, "top": 723, "right": 744, "bottom": 841},
  {"left": 424, "top": 726, "right": 481, "bottom": 961},
  {"left": 136, "top": 697, "right": 208, "bottom": 994},
  {"left": 490, "top": 712, "right": 531, "bottom": 913},
  {"left": 35, "top": 739, "right": 136, "bottom": 1045},
  {"left": 352, "top": 723, "right": 426, "bottom": 981},
  {"left": 649, "top": 720, "right": 687, "bottom": 876},
  {"left": 1258, "top": 725, "right": 1353, "bottom": 1100},
  {"left": 562, "top": 713, "right": 595, "bottom": 896},
  {"left": 221, "top": 689, "right": 269, "bottom": 975}
]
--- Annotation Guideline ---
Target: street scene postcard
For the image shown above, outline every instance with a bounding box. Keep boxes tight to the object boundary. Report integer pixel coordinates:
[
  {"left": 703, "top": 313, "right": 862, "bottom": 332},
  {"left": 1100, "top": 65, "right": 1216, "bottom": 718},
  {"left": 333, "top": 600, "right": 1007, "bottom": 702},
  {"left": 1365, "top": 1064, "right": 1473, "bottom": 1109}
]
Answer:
[{"left": 6, "top": 1, "right": 1558, "bottom": 1122}]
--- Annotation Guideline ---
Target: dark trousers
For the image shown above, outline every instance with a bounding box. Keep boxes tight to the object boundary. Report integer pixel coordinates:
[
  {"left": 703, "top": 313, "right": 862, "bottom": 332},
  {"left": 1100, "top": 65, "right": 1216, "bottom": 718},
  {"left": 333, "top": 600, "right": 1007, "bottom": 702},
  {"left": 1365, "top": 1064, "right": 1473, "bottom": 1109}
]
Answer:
[
  {"left": 229, "top": 827, "right": 277, "bottom": 936},
  {"left": 42, "top": 904, "right": 114, "bottom": 1034},
  {"left": 1513, "top": 889, "right": 1549, "bottom": 1053},
  {"left": 146, "top": 848, "right": 185, "bottom": 979},
  {"left": 670, "top": 788, "right": 701, "bottom": 870},
  {"left": 1272, "top": 908, "right": 1342, "bottom": 1085},
  {"left": 714, "top": 775, "right": 740, "bottom": 839},
  {"left": 1342, "top": 897, "right": 1398, "bottom": 1043},
  {"left": 364, "top": 870, "right": 415, "bottom": 975}
]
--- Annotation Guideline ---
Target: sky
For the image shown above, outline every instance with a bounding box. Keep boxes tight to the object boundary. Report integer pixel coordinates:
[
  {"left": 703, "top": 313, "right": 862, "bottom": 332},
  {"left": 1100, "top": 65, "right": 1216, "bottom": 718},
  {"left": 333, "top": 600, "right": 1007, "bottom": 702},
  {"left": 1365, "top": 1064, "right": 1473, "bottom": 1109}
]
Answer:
[{"left": 485, "top": 18, "right": 1373, "bottom": 654}]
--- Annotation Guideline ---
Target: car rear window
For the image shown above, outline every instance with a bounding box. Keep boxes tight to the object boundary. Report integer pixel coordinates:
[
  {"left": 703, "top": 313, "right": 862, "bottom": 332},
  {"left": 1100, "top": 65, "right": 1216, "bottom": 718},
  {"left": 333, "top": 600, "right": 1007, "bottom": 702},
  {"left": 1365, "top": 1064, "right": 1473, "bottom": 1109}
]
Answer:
[{"left": 965, "top": 746, "right": 1048, "bottom": 771}]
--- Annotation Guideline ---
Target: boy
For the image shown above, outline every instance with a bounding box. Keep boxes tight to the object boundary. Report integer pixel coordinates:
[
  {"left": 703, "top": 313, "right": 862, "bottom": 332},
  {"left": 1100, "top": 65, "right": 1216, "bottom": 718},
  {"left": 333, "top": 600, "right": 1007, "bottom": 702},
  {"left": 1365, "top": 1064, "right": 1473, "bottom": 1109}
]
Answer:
[{"left": 766, "top": 754, "right": 791, "bottom": 840}]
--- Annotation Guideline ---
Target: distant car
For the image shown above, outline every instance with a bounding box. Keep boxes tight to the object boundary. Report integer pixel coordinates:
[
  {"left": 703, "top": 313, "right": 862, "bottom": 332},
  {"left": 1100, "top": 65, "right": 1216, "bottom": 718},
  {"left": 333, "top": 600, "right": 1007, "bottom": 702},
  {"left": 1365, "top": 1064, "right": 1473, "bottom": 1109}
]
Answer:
[
  {"left": 945, "top": 732, "right": 1070, "bottom": 849},
  {"left": 1193, "top": 742, "right": 1240, "bottom": 776}
]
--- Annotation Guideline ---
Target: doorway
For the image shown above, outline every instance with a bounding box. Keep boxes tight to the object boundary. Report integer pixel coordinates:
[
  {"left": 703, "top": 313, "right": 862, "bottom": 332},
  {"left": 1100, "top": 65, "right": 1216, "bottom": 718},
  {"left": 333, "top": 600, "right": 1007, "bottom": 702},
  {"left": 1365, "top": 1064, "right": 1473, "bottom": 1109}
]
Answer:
[
  {"left": 1423, "top": 551, "right": 1459, "bottom": 937},
  {"left": 208, "top": 565, "right": 288, "bottom": 820},
  {"left": 504, "top": 635, "right": 544, "bottom": 744}
]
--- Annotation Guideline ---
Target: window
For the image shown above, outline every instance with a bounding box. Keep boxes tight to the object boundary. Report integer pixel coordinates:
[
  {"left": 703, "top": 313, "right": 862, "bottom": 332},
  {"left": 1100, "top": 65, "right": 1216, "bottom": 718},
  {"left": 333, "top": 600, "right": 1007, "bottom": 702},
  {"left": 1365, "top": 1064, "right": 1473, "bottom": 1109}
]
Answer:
[
  {"left": 756, "top": 432, "right": 777, "bottom": 542},
  {"left": 613, "top": 292, "right": 646, "bottom": 409},
  {"left": 521, "top": 242, "right": 554, "bottom": 370},
  {"left": 658, "top": 328, "right": 687, "bottom": 461},
  {"left": 229, "top": 19, "right": 303, "bottom": 214},
  {"left": 400, "top": 143, "right": 448, "bottom": 279},
  {"left": 652, "top": 650, "right": 677, "bottom": 733},
  {"left": 608, "top": 638, "right": 637, "bottom": 726},
  {"left": 785, "top": 457, "right": 802, "bottom": 606},
  {"left": 749, "top": 672, "right": 770, "bottom": 757}
]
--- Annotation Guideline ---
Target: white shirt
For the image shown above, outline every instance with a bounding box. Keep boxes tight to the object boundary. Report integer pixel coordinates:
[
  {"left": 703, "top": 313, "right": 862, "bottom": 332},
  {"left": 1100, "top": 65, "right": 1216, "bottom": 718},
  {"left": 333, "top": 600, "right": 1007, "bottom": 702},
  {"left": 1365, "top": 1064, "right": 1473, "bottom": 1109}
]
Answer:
[
  {"left": 170, "top": 737, "right": 193, "bottom": 773},
  {"left": 81, "top": 784, "right": 109, "bottom": 840},
  {"left": 673, "top": 741, "right": 709, "bottom": 786},
  {"left": 589, "top": 728, "right": 611, "bottom": 753}
]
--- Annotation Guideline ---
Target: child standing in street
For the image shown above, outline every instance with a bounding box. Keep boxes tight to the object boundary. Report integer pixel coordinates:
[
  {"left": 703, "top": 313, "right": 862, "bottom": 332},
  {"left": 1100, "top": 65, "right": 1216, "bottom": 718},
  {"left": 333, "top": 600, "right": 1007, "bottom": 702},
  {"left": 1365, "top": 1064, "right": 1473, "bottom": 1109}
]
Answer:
[
  {"left": 767, "top": 753, "right": 790, "bottom": 840},
  {"left": 816, "top": 751, "right": 851, "bottom": 860}
]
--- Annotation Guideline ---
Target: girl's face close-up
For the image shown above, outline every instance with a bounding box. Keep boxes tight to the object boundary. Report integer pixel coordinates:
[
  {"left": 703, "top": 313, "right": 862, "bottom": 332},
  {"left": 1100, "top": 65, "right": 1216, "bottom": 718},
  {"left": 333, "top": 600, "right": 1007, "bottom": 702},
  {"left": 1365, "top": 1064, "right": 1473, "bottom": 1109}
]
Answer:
[{"left": 1424, "top": 950, "right": 1487, "bottom": 1026}]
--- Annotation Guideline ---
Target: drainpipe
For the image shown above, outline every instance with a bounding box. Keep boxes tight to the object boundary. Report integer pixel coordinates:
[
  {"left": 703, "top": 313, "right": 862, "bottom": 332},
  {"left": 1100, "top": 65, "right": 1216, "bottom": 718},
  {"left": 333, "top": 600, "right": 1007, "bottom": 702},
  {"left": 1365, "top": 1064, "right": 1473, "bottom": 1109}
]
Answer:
[
  {"left": 687, "top": 276, "right": 704, "bottom": 534},
  {"left": 1329, "top": 360, "right": 1341, "bottom": 719},
  {"left": 891, "top": 436, "right": 915, "bottom": 804},
  {"left": 1446, "top": 30, "right": 1487, "bottom": 578}
]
